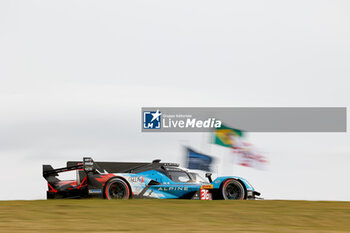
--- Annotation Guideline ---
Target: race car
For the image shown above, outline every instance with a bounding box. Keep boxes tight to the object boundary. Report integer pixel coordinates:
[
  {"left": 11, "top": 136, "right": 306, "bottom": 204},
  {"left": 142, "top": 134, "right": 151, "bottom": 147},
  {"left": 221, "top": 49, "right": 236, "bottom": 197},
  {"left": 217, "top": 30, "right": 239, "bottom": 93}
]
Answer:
[{"left": 43, "top": 157, "right": 261, "bottom": 200}]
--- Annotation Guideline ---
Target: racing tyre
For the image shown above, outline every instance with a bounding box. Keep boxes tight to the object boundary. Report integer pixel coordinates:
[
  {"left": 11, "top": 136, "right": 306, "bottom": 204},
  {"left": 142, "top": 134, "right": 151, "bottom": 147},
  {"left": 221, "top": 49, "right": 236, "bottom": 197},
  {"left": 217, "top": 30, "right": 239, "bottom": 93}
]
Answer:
[
  {"left": 105, "top": 178, "right": 131, "bottom": 200},
  {"left": 222, "top": 179, "right": 245, "bottom": 200}
]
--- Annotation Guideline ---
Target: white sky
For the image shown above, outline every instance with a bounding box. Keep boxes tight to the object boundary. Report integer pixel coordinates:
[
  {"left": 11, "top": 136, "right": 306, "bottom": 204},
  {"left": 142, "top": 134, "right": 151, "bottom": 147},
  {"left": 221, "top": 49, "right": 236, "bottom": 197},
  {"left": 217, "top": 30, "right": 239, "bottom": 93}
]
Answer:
[{"left": 0, "top": 0, "right": 349, "bottom": 201}]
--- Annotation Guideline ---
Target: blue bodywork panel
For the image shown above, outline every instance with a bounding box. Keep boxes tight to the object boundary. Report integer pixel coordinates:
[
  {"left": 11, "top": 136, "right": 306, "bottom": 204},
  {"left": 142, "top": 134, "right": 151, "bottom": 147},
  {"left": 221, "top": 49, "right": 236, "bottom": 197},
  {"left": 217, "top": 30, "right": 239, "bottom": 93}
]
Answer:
[
  {"left": 112, "top": 170, "right": 255, "bottom": 199},
  {"left": 211, "top": 176, "right": 255, "bottom": 191}
]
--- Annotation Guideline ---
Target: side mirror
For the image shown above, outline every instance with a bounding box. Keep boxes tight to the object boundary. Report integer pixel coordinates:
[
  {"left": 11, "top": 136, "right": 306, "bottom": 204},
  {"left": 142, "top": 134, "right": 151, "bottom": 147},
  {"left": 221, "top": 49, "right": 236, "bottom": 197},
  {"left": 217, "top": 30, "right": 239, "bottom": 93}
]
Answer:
[{"left": 205, "top": 173, "right": 212, "bottom": 183}]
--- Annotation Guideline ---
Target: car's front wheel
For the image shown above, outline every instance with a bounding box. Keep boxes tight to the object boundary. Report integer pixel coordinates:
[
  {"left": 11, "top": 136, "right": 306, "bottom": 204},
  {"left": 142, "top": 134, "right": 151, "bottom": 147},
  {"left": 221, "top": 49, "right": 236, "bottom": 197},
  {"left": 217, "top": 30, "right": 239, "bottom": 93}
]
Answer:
[
  {"left": 222, "top": 179, "right": 245, "bottom": 200},
  {"left": 105, "top": 178, "right": 131, "bottom": 200}
]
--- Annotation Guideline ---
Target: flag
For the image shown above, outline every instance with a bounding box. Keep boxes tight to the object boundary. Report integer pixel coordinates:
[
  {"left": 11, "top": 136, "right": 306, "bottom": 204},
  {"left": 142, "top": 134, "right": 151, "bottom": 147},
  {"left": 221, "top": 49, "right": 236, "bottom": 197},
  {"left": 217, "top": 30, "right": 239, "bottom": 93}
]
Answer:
[
  {"left": 185, "top": 147, "right": 214, "bottom": 172},
  {"left": 234, "top": 142, "right": 268, "bottom": 170},
  {"left": 213, "top": 124, "right": 244, "bottom": 148}
]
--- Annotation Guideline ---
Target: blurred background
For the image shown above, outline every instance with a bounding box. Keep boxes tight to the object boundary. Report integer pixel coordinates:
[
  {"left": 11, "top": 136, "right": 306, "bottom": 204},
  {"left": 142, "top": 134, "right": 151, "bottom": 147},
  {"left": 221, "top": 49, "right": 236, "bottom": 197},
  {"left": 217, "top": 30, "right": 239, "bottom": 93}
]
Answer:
[{"left": 0, "top": 0, "right": 349, "bottom": 201}]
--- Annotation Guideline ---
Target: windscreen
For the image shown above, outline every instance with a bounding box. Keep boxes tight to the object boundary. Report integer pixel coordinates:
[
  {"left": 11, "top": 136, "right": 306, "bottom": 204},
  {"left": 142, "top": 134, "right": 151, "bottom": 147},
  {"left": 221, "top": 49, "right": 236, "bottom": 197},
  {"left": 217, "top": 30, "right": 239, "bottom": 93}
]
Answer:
[
  {"left": 189, "top": 172, "right": 208, "bottom": 184},
  {"left": 167, "top": 171, "right": 191, "bottom": 183}
]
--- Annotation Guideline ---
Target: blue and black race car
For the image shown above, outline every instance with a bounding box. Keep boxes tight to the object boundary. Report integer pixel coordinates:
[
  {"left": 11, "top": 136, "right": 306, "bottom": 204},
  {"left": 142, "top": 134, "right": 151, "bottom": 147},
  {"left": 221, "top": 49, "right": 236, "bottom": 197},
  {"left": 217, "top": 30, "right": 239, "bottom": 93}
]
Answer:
[{"left": 43, "top": 157, "right": 261, "bottom": 200}]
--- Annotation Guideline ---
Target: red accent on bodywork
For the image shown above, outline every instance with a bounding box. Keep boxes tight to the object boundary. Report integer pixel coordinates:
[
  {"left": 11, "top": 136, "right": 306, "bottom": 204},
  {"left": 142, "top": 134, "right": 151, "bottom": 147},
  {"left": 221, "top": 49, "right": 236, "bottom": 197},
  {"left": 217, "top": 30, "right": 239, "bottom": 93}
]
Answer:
[
  {"left": 77, "top": 176, "right": 87, "bottom": 189},
  {"left": 95, "top": 174, "right": 115, "bottom": 184},
  {"left": 48, "top": 183, "right": 57, "bottom": 193}
]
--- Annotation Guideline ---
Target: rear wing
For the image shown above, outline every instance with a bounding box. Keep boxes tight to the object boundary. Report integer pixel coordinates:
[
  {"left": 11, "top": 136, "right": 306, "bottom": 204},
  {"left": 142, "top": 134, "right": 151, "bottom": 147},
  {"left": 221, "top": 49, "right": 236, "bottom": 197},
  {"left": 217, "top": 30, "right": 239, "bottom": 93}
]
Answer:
[
  {"left": 42, "top": 158, "right": 92, "bottom": 187},
  {"left": 43, "top": 164, "right": 83, "bottom": 177},
  {"left": 42, "top": 157, "right": 98, "bottom": 178}
]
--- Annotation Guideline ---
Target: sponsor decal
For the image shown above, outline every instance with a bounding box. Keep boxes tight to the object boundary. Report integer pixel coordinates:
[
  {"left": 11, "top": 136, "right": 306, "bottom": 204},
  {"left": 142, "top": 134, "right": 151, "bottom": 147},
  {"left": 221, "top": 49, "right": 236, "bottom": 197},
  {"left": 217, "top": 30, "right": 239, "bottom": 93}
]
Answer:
[
  {"left": 200, "top": 184, "right": 213, "bottom": 189},
  {"left": 128, "top": 176, "right": 145, "bottom": 183},
  {"left": 83, "top": 157, "right": 94, "bottom": 172},
  {"left": 88, "top": 189, "right": 102, "bottom": 194},
  {"left": 157, "top": 187, "right": 189, "bottom": 191}
]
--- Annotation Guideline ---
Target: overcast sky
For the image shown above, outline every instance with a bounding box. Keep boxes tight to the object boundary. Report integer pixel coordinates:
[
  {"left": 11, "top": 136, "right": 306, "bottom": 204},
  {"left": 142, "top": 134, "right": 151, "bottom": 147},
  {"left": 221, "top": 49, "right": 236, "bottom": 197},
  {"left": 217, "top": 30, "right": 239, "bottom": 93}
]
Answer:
[{"left": 0, "top": 0, "right": 349, "bottom": 201}]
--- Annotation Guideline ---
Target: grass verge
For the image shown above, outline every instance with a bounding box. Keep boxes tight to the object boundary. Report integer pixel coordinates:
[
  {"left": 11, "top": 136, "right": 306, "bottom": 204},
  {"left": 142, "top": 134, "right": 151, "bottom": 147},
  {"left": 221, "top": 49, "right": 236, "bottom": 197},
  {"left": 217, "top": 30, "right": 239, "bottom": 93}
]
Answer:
[{"left": 0, "top": 199, "right": 349, "bottom": 232}]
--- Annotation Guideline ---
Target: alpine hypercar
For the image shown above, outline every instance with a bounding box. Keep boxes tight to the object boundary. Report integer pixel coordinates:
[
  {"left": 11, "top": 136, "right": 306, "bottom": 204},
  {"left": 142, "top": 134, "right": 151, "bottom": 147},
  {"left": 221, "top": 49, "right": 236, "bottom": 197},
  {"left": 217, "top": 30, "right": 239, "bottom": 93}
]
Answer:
[{"left": 43, "top": 157, "right": 261, "bottom": 200}]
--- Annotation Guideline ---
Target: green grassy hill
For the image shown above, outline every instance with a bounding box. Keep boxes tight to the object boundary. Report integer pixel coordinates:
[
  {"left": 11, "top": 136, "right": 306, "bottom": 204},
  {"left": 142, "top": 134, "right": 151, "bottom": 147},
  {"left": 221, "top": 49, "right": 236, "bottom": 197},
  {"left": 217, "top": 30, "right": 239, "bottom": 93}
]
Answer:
[{"left": 0, "top": 200, "right": 349, "bottom": 232}]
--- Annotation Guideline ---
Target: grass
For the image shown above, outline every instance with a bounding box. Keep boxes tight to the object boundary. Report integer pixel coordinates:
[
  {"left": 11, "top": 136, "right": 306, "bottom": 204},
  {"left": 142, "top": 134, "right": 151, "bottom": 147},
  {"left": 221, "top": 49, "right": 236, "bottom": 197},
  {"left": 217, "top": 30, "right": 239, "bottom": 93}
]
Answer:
[{"left": 0, "top": 199, "right": 349, "bottom": 232}]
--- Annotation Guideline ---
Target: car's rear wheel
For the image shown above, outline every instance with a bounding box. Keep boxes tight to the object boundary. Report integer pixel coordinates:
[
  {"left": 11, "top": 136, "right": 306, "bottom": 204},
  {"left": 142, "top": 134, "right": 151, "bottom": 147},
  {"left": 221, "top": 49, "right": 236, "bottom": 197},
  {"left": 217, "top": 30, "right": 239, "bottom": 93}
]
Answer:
[
  {"left": 105, "top": 178, "right": 130, "bottom": 200},
  {"left": 222, "top": 179, "right": 245, "bottom": 200}
]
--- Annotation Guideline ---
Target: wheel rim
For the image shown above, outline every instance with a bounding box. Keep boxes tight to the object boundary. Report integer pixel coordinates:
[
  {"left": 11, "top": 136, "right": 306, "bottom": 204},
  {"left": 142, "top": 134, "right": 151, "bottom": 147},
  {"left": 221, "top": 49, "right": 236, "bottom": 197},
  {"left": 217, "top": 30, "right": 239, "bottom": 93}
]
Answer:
[
  {"left": 223, "top": 180, "right": 244, "bottom": 200},
  {"left": 107, "top": 180, "right": 129, "bottom": 199}
]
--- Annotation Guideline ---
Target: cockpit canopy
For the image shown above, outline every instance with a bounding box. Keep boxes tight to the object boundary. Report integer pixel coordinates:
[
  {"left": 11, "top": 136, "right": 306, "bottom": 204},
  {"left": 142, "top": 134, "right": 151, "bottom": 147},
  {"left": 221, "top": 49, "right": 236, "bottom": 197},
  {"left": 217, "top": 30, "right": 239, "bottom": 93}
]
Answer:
[{"left": 161, "top": 167, "right": 209, "bottom": 184}]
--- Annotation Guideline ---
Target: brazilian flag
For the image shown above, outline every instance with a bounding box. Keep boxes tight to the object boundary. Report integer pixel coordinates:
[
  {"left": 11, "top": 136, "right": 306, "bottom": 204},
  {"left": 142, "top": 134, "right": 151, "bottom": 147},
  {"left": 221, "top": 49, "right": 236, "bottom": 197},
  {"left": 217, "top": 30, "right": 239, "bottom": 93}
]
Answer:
[{"left": 213, "top": 124, "right": 243, "bottom": 148}]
